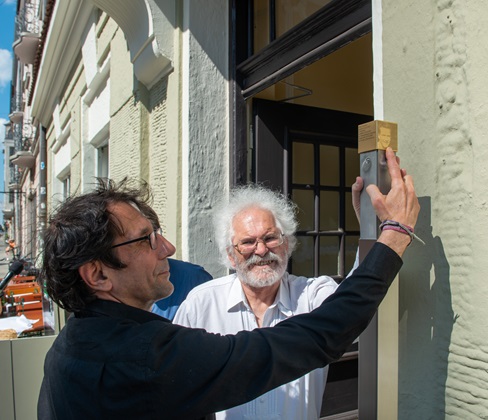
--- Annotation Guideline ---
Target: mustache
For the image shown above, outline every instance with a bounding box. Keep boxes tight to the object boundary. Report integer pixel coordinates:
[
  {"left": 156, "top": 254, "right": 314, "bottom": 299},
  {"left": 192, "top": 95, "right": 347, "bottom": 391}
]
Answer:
[{"left": 245, "top": 251, "right": 282, "bottom": 268}]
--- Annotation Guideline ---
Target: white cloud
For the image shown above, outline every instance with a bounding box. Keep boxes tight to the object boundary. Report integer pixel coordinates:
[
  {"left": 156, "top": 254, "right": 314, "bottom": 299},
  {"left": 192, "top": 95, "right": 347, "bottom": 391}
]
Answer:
[
  {"left": 0, "top": 118, "right": 8, "bottom": 143},
  {"left": 0, "top": 49, "right": 13, "bottom": 88},
  {"left": 0, "top": 118, "right": 6, "bottom": 139},
  {"left": 4, "top": 0, "right": 16, "bottom": 4}
]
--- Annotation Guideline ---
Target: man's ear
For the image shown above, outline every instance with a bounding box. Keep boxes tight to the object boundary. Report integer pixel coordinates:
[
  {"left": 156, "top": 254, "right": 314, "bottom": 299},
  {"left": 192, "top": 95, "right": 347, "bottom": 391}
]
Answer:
[{"left": 78, "top": 261, "right": 112, "bottom": 292}]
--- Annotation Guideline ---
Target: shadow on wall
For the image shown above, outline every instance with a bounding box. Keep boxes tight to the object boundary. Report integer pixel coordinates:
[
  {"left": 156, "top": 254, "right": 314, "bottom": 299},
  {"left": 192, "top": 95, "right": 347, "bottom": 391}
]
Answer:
[{"left": 398, "top": 196, "right": 453, "bottom": 419}]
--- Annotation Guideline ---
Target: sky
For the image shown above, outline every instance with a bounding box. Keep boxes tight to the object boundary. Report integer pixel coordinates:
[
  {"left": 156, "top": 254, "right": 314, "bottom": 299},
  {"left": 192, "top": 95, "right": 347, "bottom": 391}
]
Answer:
[{"left": 0, "top": 0, "right": 17, "bottom": 223}]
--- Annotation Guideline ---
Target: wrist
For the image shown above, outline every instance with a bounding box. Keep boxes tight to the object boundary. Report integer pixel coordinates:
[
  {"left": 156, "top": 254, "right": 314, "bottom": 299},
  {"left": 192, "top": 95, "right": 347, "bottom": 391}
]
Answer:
[
  {"left": 377, "top": 230, "right": 412, "bottom": 258},
  {"left": 379, "top": 219, "right": 425, "bottom": 246}
]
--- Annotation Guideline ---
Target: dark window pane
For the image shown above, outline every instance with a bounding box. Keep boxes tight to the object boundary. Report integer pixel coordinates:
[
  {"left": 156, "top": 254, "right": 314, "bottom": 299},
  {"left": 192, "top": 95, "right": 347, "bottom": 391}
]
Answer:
[
  {"left": 319, "top": 236, "right": 340, "bottom": 275},
  {"left": 320, "top": 191, "right": 339, "bottom": 230},
  {"left": 276, "top": 0, "right": 333, "bottom": 38},
  {"left": 253, "top": 1, "right": 270, "bottom": 53},
  {"left": 293, "top": 142, "right": 314, "bottom": 184},
  {"left": 320, "top": 144, "right": 339, "bottom": 186},
  {"left": 292, "top": 235, "right": 314, "bottom": 277},
  {"left": 293, "top": 189, "right": 315, "bottom": 231}
]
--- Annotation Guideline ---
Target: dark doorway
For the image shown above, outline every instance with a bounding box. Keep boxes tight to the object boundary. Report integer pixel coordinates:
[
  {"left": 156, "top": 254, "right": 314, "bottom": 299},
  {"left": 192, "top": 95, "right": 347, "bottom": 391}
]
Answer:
[
  {"left": 253, "top": 99, "right": 371, "bottom": 280},
  {"left": 253, "top": 98, "right": 371, "bottom": 418}
]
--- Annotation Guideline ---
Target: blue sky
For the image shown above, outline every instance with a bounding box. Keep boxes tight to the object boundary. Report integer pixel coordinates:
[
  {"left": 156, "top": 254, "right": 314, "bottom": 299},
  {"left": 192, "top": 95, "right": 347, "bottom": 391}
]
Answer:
[{"left": 0, "top": 0, "right": 17, "bottom": 222}]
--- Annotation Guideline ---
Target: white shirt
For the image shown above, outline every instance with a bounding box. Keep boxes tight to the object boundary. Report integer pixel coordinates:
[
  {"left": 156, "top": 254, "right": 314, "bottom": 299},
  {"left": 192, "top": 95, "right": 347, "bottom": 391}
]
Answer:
[{"left": 174, "top": 272, "right": 339, "bottom": 420}]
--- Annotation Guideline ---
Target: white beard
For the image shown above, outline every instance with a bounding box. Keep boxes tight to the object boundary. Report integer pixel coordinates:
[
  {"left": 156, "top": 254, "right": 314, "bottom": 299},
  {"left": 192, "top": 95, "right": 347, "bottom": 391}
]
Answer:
[{"left": 235, "top": 251, "right": 288, "bottom": 288}]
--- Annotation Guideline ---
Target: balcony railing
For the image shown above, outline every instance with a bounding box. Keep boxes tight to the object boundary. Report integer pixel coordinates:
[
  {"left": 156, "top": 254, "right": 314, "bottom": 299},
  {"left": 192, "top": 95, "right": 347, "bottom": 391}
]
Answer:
[
  {"left": 4, "top": 125, "right": 13, "bottom": 141},
  {"left": 13, "top": 122, "right": 23, "bottom": 151},
  {"left": 9, "top": 92, "right": 23, "bottom": 124},
  {"left": 13, "top": 2, "right": 42, "bottom": 65},
  {"left": 22, "top": 119, "right": 36, "bottom": 147},
  {"left": 10, "top": 119, "right": 36, "bottom": 169},
  {"left": 8, "top": 166, "right": 21, "bottom": 190},
  {"left": 22, "top": 137, "right": 33, "bottom": 151}
]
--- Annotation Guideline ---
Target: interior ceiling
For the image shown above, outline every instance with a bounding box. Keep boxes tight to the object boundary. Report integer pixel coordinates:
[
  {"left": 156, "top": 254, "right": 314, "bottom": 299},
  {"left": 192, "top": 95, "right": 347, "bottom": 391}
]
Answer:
[{"left": 254, "top": 32, "right": 373, "bottom": 116}]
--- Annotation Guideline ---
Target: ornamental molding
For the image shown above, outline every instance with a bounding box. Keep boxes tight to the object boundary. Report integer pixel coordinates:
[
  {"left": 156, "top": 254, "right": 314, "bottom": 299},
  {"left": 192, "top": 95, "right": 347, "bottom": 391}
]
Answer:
[
  {"left": 32, "top": 0, "right": 174, "bottom": 126},
  {"left": 91, "top": 0, "right": 174, "bottom": 89}
]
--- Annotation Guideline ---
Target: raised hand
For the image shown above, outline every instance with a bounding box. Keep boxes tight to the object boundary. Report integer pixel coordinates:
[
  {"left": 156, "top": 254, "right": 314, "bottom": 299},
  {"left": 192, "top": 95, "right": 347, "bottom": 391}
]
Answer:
[{"left": 366, "top": 147, "right": 420, "bottom": 256}]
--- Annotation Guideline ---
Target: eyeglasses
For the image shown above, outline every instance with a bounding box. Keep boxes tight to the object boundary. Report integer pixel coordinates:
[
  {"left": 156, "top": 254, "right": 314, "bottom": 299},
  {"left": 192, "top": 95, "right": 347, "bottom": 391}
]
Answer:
[
  {"left": 233, "top": 232, "right": 284, "bottom": 256},
  {"left": 111, "top": 228, "right": 162, "bottom": 250}
]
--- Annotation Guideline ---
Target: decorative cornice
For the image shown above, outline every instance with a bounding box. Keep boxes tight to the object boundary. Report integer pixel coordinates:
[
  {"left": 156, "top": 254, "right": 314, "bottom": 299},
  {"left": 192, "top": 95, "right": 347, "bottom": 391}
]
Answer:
[
  {"left": 90, "top": 0, "right": 174, "bottom": 89},
  {"left": 28, "top": 0, "right": 55, "bottom": 107},
  {"left": 31, "top": 0, "right": 94, "bottom": 126},
  {"left": 31, "top": 0, "right": 175, "bottom": 126}
]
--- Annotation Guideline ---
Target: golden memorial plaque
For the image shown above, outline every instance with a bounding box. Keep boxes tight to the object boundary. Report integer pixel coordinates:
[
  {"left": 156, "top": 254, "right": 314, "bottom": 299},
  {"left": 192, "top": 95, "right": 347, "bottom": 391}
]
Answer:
[{"left": 358, "top": 120, "right": 398, "bottom": 153}]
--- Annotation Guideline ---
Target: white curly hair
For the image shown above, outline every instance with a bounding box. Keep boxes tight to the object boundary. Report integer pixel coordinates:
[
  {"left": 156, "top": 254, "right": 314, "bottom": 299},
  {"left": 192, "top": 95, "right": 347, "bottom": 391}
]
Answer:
[{"left": 213, "top": 184, "right": 298, "bottom": 269}]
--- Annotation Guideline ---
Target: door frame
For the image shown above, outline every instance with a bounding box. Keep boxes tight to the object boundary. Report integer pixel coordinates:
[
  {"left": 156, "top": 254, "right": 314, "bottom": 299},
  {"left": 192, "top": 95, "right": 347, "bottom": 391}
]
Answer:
[
  {"left": 229, "top": 0, "right": 372, "bottom": 187},
  {"left": 228, "top": 1, "right": 393, "bottom": 418}
]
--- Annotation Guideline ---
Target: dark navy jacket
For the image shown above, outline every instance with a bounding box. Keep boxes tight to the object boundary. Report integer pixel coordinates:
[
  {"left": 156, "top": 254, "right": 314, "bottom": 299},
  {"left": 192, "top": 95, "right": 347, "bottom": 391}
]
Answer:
[
  {"left": 37, "top": 243, "right": 401, "bottom": 420},
  {"left": 152, "top": 259, "right": 212, "bottom": 320}
]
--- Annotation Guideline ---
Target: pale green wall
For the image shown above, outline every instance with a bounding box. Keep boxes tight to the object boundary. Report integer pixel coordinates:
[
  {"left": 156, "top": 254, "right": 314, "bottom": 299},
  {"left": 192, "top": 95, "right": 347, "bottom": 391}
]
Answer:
[{"left": 382, "top": 1, "right": 488, "bottom": 418}]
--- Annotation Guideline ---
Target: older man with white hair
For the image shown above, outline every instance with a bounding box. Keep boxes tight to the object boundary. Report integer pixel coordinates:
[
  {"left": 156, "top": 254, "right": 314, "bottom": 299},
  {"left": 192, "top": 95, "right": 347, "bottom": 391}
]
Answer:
[{"left": 174, "top": 181, "right": 363, "bottom": 420}]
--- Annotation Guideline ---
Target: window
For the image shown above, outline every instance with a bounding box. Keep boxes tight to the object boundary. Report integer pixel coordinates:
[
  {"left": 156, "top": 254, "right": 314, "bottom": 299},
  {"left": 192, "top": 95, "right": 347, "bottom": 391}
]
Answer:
[
  {"left": 97, "top": 144, "right": 109, "bottom": 178},
  {"left": 290, "top": 140, "right": 359, "bottom": 279},
  {"left": 62, "top": 175, "right": 71, "bottom": 201},
  {"left": 253, "top": 0, "right": 333, "bottom": 53},
  {"left": 252, "top": 99, "right": 368, "bottom": 281}
]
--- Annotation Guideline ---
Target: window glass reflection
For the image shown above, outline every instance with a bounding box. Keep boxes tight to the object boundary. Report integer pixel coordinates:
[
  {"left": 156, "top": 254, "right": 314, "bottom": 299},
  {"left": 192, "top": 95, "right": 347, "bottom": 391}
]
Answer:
[
  {"left": 320, "top": 145, "right": 339, "bottom": 186},
  {"left": 293, "top": 189, "right": 315, "bottom": 231},
  {"left": 293, "top": 142, "right": 314, "bottom": 184},
  {"left": 319, "top": 236, "right": 339, "bottom": 275},
  {"left": 320, "top": 191, "right": 339, "bottom": 230},
  {"left": 292, "top": 236, "right": 314, "bottom": 277}
]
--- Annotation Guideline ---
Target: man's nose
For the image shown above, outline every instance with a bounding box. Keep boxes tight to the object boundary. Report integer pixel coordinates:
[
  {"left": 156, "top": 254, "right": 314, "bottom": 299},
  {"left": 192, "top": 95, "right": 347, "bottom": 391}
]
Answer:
[
  {"left": 158, "top": 235, "right": 176, "bottom": 258},
  {"left": 253, "top": 240, "right": 268, "bottom": 256}
]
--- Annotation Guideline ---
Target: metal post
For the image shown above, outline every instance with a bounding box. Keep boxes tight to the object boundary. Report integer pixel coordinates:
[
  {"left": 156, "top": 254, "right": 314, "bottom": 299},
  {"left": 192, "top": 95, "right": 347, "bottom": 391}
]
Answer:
[{"left": 357, "top": 121, "right": 398, "bottom": 419}]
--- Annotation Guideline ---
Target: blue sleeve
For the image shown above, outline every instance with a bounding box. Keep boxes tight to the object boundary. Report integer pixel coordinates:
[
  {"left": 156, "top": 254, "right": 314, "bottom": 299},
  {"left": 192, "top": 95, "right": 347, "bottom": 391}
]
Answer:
[{"left": 152, "top": 259, "right": 213, "bottom": 320}]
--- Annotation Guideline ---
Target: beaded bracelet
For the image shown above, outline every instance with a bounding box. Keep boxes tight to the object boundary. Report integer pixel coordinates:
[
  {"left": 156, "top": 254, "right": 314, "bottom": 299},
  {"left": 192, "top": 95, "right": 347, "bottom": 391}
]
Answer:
[{"left": 379, "top": 220, "right": 425, "bottom": 246}]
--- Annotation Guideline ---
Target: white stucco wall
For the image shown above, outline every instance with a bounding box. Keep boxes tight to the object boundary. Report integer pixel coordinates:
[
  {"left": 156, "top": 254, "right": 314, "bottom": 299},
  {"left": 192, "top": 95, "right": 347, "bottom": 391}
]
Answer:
[
  {"left": 181, "top": 0, "right": 229, "bottom": 277},
  {"left": 382, "top": 0, "right": 488, "bottom": 418}
]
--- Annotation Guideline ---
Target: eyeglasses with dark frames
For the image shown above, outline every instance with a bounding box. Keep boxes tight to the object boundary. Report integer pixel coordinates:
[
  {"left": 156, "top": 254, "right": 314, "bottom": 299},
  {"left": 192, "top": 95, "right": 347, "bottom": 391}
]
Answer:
[
  {"left": 111, "top": 228, "right": 162, "bottom": 250},
  {"left": 233, "top": 231, "right": 284, "bottom": 256}
]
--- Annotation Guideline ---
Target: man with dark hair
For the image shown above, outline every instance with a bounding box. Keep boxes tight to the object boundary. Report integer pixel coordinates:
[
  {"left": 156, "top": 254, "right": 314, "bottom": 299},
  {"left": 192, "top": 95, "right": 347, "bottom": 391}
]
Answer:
[{"left": 38, "top": 148, "right": 420, "bottom": 419}]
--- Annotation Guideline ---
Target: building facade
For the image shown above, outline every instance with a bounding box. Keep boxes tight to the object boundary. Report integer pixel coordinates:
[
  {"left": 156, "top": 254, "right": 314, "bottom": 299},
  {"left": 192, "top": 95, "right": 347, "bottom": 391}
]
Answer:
[{"left": 4, "top": 0, "right": 488, "bottom": 419}]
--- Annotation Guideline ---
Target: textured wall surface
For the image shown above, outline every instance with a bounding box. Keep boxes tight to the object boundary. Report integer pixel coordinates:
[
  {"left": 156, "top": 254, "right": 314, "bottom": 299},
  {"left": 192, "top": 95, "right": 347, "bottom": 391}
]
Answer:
[
  {"left": 182, "top": 0, "right": 229, "bottom": 277},
  {"left": 149, "top": 77, "right": 170, "bottom": 235},
  {"left": 382, "top": 0, "right": 488, "bottom": 418},
  {"left": 110, "top": 96, "right": 143, "bottom": 180}
]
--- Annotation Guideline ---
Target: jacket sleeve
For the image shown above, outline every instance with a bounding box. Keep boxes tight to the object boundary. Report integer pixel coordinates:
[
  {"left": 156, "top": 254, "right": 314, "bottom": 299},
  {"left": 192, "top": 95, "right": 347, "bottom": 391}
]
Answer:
[{"left": 147, "top": 242, "right": 402, "bottom": 419}]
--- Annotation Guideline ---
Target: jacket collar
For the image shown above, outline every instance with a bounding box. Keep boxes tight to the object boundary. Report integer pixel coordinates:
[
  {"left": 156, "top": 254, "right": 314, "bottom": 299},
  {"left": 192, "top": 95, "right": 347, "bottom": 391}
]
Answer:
[{"left": 76, "top": 299, "right": 171, "bottom": 324}]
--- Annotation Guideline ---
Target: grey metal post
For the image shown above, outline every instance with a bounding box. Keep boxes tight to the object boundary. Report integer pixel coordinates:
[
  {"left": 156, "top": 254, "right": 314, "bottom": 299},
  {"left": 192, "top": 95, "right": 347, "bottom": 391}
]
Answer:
[{"left": 357, "top": 121, "right": 397, "bottom": 419}]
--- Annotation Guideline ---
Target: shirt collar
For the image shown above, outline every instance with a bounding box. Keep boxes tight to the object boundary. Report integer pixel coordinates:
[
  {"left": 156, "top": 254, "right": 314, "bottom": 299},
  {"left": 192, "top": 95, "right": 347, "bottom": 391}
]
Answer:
[
  {"left": 275, "top": 272, "right": 293, "bottom": 316},
  {"left": 226, "top": 272, "right": 293, "bottom": 317},
  {"left": 226, "top": 274, "right": 248, "bottom": 311}
]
